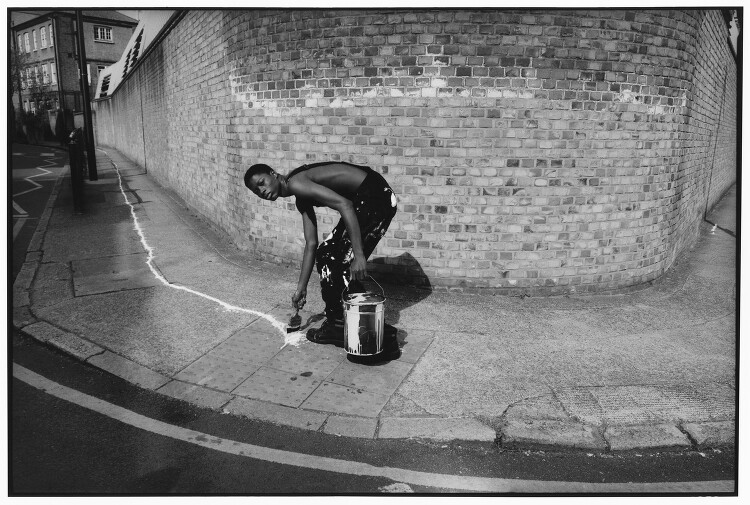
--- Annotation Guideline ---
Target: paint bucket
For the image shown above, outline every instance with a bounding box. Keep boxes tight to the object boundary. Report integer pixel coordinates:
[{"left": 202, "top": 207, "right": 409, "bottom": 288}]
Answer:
[{"left": 342, "top": 278, "right": 385, "bottom": 356}]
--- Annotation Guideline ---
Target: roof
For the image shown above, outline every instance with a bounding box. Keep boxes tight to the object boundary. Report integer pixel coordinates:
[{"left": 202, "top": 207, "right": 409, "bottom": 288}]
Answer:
[
  {"left": 11, "top": 9, "right": 138, "bottom": 30},
  {"left": 94, "top": 10, "right": 178, "bottom": 100}
]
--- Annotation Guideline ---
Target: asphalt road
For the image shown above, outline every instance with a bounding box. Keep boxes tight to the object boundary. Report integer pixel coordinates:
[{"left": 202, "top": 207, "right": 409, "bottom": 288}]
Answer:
[{"left": 10, "top": 142, "right": 68, "bottom": 282}]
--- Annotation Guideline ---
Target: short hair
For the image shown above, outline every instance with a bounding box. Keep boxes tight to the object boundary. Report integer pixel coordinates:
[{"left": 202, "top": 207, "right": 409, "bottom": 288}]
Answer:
[{"left": 244, "top": 164, "right": 272, "bottom": 188}]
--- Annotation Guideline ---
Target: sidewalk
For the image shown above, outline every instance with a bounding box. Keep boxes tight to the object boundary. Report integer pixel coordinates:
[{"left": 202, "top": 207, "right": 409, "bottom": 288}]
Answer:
[{"left": 13, "top": 147, "right": 737, "bottom": 451}]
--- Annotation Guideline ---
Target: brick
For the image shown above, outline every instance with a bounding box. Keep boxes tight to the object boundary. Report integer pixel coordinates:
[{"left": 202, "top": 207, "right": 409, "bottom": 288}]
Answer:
[{"left": 92, "top": 9, "right": 735, "bottom": 296}]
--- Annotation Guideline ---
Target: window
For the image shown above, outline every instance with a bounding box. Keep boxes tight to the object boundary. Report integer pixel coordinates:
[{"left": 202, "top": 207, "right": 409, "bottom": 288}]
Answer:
[
  {"left": 34, "top": 66, "right": 39, "bottom": 85},
  {"left": 24, "top": 33, "right": 30, "bottom": 52},
  {"left": 30, "top": 101, "right": 36, "bottom": 113},
  {"left": 51, "top": 62, "right": 57, "bottom": 84},
  {"left": 17, "top": 35, "right": 22, "bottom": 53},
  {"left": 32, "top": 29, "right": 37, "bottom": 51},
  {"left": 25, "top": 68, "right": 31, "bottom": 86},
  {"left": 94, "top": 26, "right": 113, "bottom": 42},
  {"left": 24, "top": 100, "right": 29, "bottom": 112},
  {"left": 42, "top": 63, "right": 49, "bottom": 84},
  {"left": 49, "top": 24, "right": 54, "bottom": 46},
  {"left": 87, "top": 64, "right": 91, "bottom": 85},
  {"left": 41, "top": 27, "right": 47, "bottom": 48}
]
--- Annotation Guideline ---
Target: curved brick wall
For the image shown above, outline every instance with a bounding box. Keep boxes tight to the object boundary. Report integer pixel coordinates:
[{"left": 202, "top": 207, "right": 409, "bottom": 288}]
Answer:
[{"left": 93, "top": 9, "right": 737, "bottom": 295}]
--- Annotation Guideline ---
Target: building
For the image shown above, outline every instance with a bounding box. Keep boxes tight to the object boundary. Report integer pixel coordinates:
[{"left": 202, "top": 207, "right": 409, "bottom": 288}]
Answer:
[
  {"left": 92, "top": 9, "right": 738, "bottom": 295},
  {"left": 10, "top": 10, "right": 137, "bottom": 135}
]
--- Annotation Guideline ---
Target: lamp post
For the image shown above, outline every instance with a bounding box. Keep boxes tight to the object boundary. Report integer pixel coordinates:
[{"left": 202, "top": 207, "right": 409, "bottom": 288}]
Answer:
[{"left": 75, "top": 9, "right": 97, "bottom": 180}]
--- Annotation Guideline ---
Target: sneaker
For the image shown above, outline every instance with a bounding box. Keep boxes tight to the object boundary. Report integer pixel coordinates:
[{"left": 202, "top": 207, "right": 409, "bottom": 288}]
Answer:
[{"left": 306, "top": 318, "right": 344, "bottom": 346}]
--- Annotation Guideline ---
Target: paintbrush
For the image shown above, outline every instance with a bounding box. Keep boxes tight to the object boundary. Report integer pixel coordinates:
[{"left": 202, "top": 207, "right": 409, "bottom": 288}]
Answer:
[{"left": 287, "top": 307, "right": 301, "bottom": 333}]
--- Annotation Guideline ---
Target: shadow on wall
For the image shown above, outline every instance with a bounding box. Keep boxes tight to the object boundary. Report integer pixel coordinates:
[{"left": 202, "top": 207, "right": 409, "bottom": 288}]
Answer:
[{"left": 370, "top": 251, "right": 433, "bottom": 327}]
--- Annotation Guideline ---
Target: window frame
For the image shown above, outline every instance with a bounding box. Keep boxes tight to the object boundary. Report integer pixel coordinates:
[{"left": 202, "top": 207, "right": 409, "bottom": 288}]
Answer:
[
  {"left": 50, "top": 62, "right": 57, "bottom": 84},
  {"left": 24, "top": 33, "right": 30, "bottom": 53},
  {"left": 93, "top": 25, "right": 114, "bottom": 43},
  {"left": 41, "top": 27, "right": 47, "bottom": 48},
  {"left": 32, "top": 29, "right": 37, "bottom": 51},
  {"left": 49, "top": 24, "right": 54, "bottom": 46},
  {"left": 42, "top": 63, "right": 49, "bottom": 84}
]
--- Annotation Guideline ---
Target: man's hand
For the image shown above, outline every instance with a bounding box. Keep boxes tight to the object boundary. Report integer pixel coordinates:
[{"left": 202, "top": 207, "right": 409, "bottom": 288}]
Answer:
[
  {"left": 350, "top": 256, "right": 367, "bottom": 281},
  {"left": 292, "top": 289, "right": 307, "bottom": 310}
]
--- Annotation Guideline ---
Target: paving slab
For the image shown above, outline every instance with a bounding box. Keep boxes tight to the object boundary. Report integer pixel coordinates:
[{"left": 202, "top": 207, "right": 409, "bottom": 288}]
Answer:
[
  {"left": 72, "top": 253, "right": 163, "bottom": 296},
  {"left": 88, "top": 351, "right": 171, "bottom": 390},
  {"left": 223, "top": 397, "right": 328, "bottom": 431},
  {"left": 378, "top": 417, "right": 497, "bottom": 442},
  {"left": 681, "top": 421, "right": 736, "bottom": 448},
  {"left": 605, "top": 423, "right": 692, "bottom": 451},
  {"left": 322, "top": 415, "right": 378, "bottom": 439},
  {"left": 301, "top": 382, "right": 391, "bottom": 418},
  {"left": 500, "top": 419, "right": 606, "bottom": 451},
  {"left": 157, "top": 380, "right": 233, "bottom": 410},
  {"left": 267, "top": 343, "right": 347, "bottom": 379},
  {"left": 326, "top": 357, "right": 413, "bottom": 394},
  {"left": 208, "top": 323, "right": 286, "bottom": 365},
  {"left": 174, "top": 353, "right": 261, "bottom": 392},
  {"left": 232, "top": 366, "right": 322, "bottom": 408}
]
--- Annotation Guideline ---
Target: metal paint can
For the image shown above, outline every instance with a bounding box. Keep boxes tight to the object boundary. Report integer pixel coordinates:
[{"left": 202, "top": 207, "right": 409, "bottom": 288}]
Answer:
[{"left": 342, "top": 279, "right": 385, "bottom": 356}]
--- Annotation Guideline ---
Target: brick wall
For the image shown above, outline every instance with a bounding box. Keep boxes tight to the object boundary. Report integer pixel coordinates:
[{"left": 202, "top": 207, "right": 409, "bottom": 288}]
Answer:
[{"left": 93, "top": 9, "right": 737, "bottom": 295}]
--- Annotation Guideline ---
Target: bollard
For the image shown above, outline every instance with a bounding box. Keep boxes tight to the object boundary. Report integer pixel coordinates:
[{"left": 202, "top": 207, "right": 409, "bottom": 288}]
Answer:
[{"left": 68, "top": 128, "right": 84, "bottom": 214}]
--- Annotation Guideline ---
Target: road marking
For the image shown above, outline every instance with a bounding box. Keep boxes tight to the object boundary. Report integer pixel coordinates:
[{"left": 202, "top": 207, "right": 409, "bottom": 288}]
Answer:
[
  {"left": 13, "top": 217, "right": 29, "bottom": 240},
  {"left": 99, "top": 147, "right": 307, "bottom": 348},
  {"left": 13, "top": 363, "right": 735, "bottom": 494},
  {"left": 13, "top": 200, "right": 28, "bottom": 215}
]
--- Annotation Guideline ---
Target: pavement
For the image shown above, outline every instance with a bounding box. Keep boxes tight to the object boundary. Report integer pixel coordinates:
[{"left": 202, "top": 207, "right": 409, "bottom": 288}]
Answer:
[{"left": 13, "top": 144, "right": 738, "bottom": 452}]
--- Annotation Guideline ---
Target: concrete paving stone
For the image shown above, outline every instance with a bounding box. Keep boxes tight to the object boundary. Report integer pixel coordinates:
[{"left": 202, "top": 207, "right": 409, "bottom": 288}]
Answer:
[
  {"left": 588, "top": 386, "right": 679, "bottom": 425},
  {"left": 14, "top": 261, "right": 37, "bottom": 294},
  {"left": 378, "top": 417, "right": 497, "bottom": 442},
  {"left": 47, "top": 332, "right": 105, "bottom": 361},
  {"left": 223, "top": 396, "right": 328, "bottom": 431},
  {"left": 322, "top": 415, "right": 378, "bottom": 439},
  {"left": 504, "top": 395, "right": 573, "bottom": 422},
  {"left": 326, "top": 358, "right": 413, "bottom": 395},
  {"left": 301, "top": 382, "right": 391, "bottom": 418},
  {"left": 13, "top": 306, "right": 38, "bottom": 328},
  {"left": 157, "top": 380, "right": 233, "bottom": 410},
  {"left": 267, "top": 342, "right": 347, "bottom": 379},
  {"left": 72, "top": 253, "right": 164, "bottom": 296},
  {"left": 500, "top": 419, "right": 605, "bottom": 451},
  {"left": 681, "top": 421, "right": 736, "bottom": 448},
  {"left": 41, "top": 224, "right": 144, "bottom": 263},
  {"left": 22, "top": 320, "right": 72, "bottom": 343},
  {"left": 554, "top": 388, "right": 607, "bottom": 426},
  {"left": 28, "top": 262, "right": 73, "bottom": 309},
  {"left": 174, "top": 353, "right": 261, "bottom": 392},
  {"left": 605, "top": 423, "right": 692, "bottom": 451},
  {"left": 88, "top": 351, "right": 170, "bottom": 390},
  {"left": 208, "top": 324, "right": 286, "bottom": 365},
  {"left": 396, "top": 328, "right": 435, "bottom": 364},
  {"left": 232, "top": 366, "right": 322, "bottom": 408}
]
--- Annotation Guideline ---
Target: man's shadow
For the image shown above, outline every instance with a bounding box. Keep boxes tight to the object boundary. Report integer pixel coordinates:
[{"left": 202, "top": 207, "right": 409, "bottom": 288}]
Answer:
[{"left": 348, "top": 252, "right": 432, "bottom": 365}]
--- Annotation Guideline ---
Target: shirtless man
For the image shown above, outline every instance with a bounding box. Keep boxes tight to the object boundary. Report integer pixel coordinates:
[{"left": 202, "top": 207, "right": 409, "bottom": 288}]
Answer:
[{"left": 244, "top": 161, "right": 397, "bottom": 344}]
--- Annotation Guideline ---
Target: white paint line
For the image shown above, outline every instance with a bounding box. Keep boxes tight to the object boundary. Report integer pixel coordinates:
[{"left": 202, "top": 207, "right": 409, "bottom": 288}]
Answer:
[
  {"left": 98, "top": 148, "right": 306, "bottom": 347},
  {"left": 13, "top": 217, "right": 28, "bottom": 240},
  {"left": 13, "top": 163, "right": 53, "bottom": 198},
  {"left": 13, "top": 363, "right": 734, "bottom": 494},
  {"left": 13, "top": 200, "right": 28, "bottom": 215}
]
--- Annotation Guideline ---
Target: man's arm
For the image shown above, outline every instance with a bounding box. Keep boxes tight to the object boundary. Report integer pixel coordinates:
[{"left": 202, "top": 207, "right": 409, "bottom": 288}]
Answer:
[{"left": 293, "top": 201, "right": 318, "bottom": 309}]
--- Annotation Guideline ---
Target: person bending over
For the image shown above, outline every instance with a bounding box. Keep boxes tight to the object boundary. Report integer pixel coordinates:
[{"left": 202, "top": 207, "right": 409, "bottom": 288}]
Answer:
[{"left": 244, "top": 161, "right": 397, "bottom": 344}]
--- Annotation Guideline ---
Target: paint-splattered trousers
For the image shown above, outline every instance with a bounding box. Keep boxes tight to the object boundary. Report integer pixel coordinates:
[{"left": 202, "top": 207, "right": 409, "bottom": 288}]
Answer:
[{"left": 316, "top": 170, "right": 398, "bottom": 321}]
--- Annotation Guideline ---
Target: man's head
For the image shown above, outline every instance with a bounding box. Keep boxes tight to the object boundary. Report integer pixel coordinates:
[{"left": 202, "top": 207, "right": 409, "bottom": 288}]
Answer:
[{"left": 245, "top": 164, "right": 281, "bottom": 201}]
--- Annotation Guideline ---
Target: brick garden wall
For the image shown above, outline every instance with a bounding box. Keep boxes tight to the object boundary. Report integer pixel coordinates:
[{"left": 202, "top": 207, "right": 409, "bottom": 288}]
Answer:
[{"left": 92, "top": 9, "right": 737, "bottom": 295}]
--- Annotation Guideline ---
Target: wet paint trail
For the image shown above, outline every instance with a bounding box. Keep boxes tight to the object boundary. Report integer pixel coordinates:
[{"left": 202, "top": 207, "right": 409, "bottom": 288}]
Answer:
[{"left": 100, "top": 148, "right": 307, "bottom": 348}]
